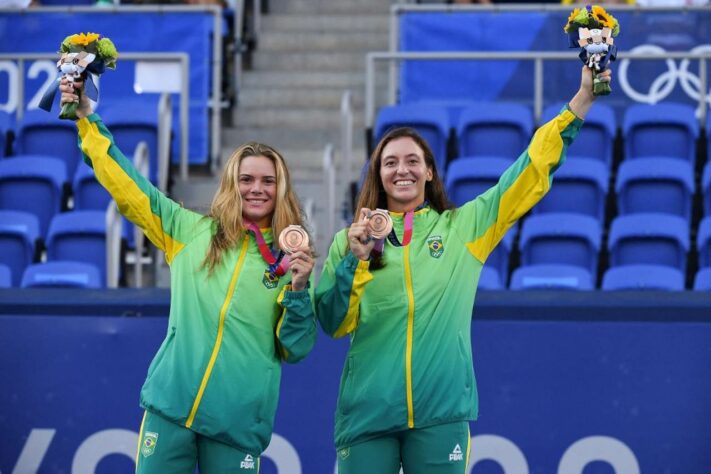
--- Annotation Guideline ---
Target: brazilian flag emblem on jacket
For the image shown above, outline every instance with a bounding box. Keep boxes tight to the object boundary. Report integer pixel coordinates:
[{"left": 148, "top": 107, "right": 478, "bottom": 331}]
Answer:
[
  {"left": 141, "top": 432, "right": 158, "bottom": 457},
  {"left": 263, "top": 270, "right": 279, "bottom": 289},
  {"left": 427, "top": 235, "right": 444, "bottom": 258}
]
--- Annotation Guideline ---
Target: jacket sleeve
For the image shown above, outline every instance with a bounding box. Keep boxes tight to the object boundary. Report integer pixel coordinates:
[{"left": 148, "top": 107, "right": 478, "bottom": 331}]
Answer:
[
  {"left": 275, "top": 285, "right": 317, "bottom": 364},
  {"left": 452, "top": 105, "right": 583, "bottom": 264},
  {"left": 76, "top": 113, "right": 202, "bottom": 264},
  {"left": 314, "top": 230, "right": 373, "bottom": 338}
]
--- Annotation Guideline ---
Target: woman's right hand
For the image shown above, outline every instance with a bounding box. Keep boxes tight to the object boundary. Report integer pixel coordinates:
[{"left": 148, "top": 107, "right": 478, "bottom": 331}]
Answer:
[
  {"left": 59, "top": 77, "right": 92, "bottom": 120},
  {"left": 348, "top": 208, "right": 376, "bottom": 261}
]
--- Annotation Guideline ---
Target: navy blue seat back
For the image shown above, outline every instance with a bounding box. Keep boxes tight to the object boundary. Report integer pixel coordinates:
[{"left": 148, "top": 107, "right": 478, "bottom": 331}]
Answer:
[
  {"left": 445, "top": 157, "right": 510, "bottom": 206},
  {"left": 21, "top": 261, "right": 102, "bottom": 289},
  {"left": 541, "top": 102, "right": 616, "bottom": 166},
  {"left": 602, "top": 264, "right": 685, "bottom": 291},
  {"left": 483, "top": 228, "right": 515, "bottom": 288},
  {"left": 0, "top": 264, "right": 10, "bottom": 288},
  {"left": 0, "top": 156, "right": 66, "bottom": 238},
  {"left": 374, "top": 104, "right": 450, "bottom": 172},
  {"left": 623, "top": 103, "right": 699, "bottom": 164},
  {"left": 697, "top": 217, "right": 711, "bottom": 270},
  {"left": 16, "top": 110, "right": 81, "bottom": 177},
  {"left": 519, "top": 213, "right": 601, "bottom": 277},
  {"left": 534, "top": 158, "right": 608, "bottom": 221},
  {"left": 0, "top": 211, "right": 39, "bottom": 287},
  {"left": 616, "top": 158, "right": 694, "bottom": 220},
  {"left": 510, "top": 264, "right": 594, "bottom": 290},
  {"left": 46, "top": 211, "right": 107, "bottom": 284},
  {"left": 73, "top": 163, "right": 112, "bottom": 211},
  {"left": 608, "top": 213, "right": 689, "bottom": 273},
  {"left": 477, "top": 266, "right": 503, "bottom": 291},
  {"left": 456, "top": 103, "right": 532, "bottom": 161},
  {"left": 694, "top": 268, "right": 711, "bottom": 291}
]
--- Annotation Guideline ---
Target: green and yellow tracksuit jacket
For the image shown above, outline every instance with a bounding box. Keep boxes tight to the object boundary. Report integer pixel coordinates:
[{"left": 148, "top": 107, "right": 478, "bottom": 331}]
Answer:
[
  {"left": 77, "top": 114, "right": 317, "bottom": 455},
  {"left": 315, "top": 107, "right": 582, "bottom": 449}
]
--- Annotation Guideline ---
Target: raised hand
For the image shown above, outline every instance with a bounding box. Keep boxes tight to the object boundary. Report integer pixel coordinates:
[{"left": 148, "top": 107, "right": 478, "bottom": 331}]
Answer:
[
  {"left": 289, "top": 249, "right": 314, "bottom": 292},
  {"left": 59, "top": 77, "right": 92, "bottom": 120},
  {"left": 348, "top": 208, "right": 376, "bottom": 261}
]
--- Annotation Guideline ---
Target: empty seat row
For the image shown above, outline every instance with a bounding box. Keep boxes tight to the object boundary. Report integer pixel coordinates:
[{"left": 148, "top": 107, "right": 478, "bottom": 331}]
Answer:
[{"left": 0, "top": 262, "right": 102, "bottom": 289}]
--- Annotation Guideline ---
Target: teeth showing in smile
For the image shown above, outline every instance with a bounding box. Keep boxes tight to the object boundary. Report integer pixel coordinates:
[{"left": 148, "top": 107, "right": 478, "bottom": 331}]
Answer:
[{"left": 395, "top": 180, "right": 414, "bottom": 186}]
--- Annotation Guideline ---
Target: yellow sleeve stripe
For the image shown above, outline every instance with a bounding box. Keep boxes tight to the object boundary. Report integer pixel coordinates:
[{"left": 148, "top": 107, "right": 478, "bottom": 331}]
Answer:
[
  {"left": 333, "top": 259, "right": 373, "bottom": 338},
  {"left": 275, "top": 285, "right": 290, "bottom": 360},
  {"left": 466, "top": 110, "right": 575, "bottom": 262},
  {"left": 78, "top": 119, "right": 185, "bottom": 263}
]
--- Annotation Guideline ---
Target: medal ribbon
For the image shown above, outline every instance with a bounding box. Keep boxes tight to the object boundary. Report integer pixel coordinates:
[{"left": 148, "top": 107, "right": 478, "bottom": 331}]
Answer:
[
  {"left": 245, "top": 220, "right": 290, "bottom": 276},
  {"left": 372, "top": 202, "right": 427, "bottom": 255}
]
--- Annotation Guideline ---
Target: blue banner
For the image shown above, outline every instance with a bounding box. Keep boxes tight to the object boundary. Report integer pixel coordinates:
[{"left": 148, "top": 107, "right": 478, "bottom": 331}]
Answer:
[
  {"left": 0, "top": 10, "right": 215, "bottom": 164},
  {"left": 399, "top": 9, "right": 711, "bottom": 123},
  {"left": 1, "top": 297, "right": 710, "bottom": 473}
]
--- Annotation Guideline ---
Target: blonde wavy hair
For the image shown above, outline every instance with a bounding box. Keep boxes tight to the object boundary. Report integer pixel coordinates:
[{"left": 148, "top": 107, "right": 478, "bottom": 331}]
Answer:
[{"left": 202, "top": 142, "right": 307, "bottom": 274}]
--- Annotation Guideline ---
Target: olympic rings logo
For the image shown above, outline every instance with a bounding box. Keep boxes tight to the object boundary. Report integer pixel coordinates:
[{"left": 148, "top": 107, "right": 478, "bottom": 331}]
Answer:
[{"left": 618, "top": 44, "right": 711, "bottom": 104}]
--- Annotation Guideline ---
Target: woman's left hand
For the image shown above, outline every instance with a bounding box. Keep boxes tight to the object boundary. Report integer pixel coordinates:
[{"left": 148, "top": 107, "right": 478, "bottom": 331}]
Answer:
[{"left": 289, "top": 249, "right": 314, "bottom": 292}]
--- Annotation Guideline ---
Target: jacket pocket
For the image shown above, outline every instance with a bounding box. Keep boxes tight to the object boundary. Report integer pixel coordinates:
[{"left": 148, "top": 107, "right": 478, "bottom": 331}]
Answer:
[
  {"left": 146, "top": 326, "right": 176, "bottom": 379},
  {"left": 338, "top": 356, "right": 356, "bottom": 415},
  {"left": 458, "top": 332, "right": 473, "bottom": 392}
]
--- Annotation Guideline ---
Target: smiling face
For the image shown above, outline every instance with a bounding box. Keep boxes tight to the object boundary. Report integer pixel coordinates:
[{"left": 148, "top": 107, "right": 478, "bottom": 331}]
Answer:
[
  {"left": 379, "top": 136, "right": 433, "bottom": 212},
  {"left": 238, "top": 155, "right": 277, "bottom": 227}
]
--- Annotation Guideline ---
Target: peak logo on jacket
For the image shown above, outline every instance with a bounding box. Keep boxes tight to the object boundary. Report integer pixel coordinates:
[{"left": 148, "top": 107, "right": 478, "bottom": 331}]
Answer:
[
  {"left": 449, "top": 444, "right": 463, "bottom": 461},
  {"left": 240, "top": 454, "right": 256, "bottom": 469},
  {"left": 427, "top": 235, "right": 444, "bottom": 258}
]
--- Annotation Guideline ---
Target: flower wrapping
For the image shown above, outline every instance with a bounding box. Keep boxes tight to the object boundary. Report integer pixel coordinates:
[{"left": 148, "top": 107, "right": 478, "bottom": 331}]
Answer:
[
  {"left": 39, "top": 33, "right": 118, "bottom": 120},
  {"left": 564, "top": 5, "right": 620, "bottom": 96}
]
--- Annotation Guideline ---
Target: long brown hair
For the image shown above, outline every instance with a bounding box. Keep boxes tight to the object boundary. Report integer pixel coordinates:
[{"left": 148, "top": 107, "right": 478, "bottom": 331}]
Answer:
[
  {"left": 355, "top": 127, "right": 453, "bottom": 219},
  {"left": 202, "top": 142, "right": 307, "bottom": 274}
]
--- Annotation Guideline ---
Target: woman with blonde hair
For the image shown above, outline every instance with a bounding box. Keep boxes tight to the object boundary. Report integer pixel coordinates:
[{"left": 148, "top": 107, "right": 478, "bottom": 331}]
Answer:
[
  {"left": 60, "top": 79, "right": 316, "bottom": 473},
  {"left": 316, "top": 66, "right": 611, "bottom": 473}
]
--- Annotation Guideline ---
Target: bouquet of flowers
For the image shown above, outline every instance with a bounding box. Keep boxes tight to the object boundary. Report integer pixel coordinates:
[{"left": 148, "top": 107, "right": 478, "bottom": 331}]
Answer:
[
  {"left": 39, "top": 33, "right": 118, "bottom": 120},
  {"left": 564, "top": 5, "right": 620, "bottom": 96}
]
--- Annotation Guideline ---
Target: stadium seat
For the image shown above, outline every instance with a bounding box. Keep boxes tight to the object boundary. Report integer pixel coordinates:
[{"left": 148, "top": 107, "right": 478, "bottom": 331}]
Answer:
[
  {"left": 0, "top": 211, "right": 39, "bottom": 287},
  {"left": 533, "top": 158, "right": 609, "bottom": 221},
  {"left": 694, "top": 268, "right": 711, "bottom": 291},
  {"left": 373, "top": 103, "right": 450, "bottom": 172},
  {"left": 0, "top": 263, "right": 10, "bottom": 288},
  {"left": 0, "top": 155, "right": 66, "bottom": 238},
  {"left": 510, "top": 264, "right": 594, "bottom": 290},
  {"left": 541, "top": 102, "right": 616, "bottom": 166},
  {"left": 484, "top": 228, "right": 515, "bottom": 288},
  {"left": 21, "top": 261, "right": 102, "bottom": 288},
  {"left": 73, "top": 163, "right": 112, "bottom": 211},
  {"left": 456, "top": 103, "right": 533, "bottom": 161},
  {"left": 697, "top": 217, "right": 711, "bottom": 270},
  {"left": 519, "top": 213, "right": 601, "bottom": 277},
  {"left": 16, "top": 110, "right": 82, "bottom": 176},
  {"left": 622, "top": 103, "right": 699, "bottom": 164},
  {"left": 615, "top": 157, "right": 694, "bottom": 220},
  {"left": 608, "top": 213, "right": 689, "bottom": 273},
  {"left": 602, "top": 264, "right": 685, "bottom": 291},
  {"left": 477, "top": 266, "right": 503, "bottom": 291},
  {"left": 703, "top": 161, "right": 711, "bottom": 217},
  {"left": 0, "top": 110, "right": 13, "bottom": 157},
  {"left": 445, "top": 157, "right": 510, "bottom": 206},
  {"left": 100, "top": 102, "right": 160, "bottom": 184},
  {"left": 46, "top": 211, "right": 107, "bottom": 285}
]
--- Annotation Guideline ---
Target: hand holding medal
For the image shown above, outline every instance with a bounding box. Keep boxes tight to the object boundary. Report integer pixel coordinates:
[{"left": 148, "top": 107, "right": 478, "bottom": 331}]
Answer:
[
  {"left": 278, "top": 225, "right": 312, "bottom": 292},
  {"left": 348, "top": 208, "right": 380, "bottom": 261}
]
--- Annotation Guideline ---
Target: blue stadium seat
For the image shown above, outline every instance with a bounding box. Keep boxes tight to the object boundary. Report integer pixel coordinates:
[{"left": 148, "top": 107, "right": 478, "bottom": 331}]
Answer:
[
  {"left": 541, "top": 102, "right": 616, "bottom": 166},
  {"left": 100, "top": 102, "right": 160, "bottom": 184},
  {"left": 703, "top": 162, "right": 711, "bottom": 217},
  {"left": 21, "top": 261, "right": 102, "bottom": 288},
  {"left": 602, "top": 264, "right": 685, "bottom": 291},
  {"left": 456, "top": 103, "right": 533, "bottom": 161},
  {"left": 46, "top": 211, "right": 107, "bottom": 285},
  {"left": 0, "top": 263, "right": 10, "bottom": 288},
  {"left": 484, "top": 228, "right": 515, "bottom": 288},
  {"left": 615, "top": 157, "right": 694, "bottom": 220},
  {"left": 608, "top": 213, "right": 689, "bottom": 273},
  {"left": 16, "top": 110, "right": 82, "bottom": 176},
  {"left": 694, "top": 268, "right": 711, "bottom": 291},
  {"left": 445, "top": 157, "right": 510, "bottom": 206},
  {"left": 0, "top": 110, "right": 13, "bottom": 158},
  {"left": 0, "top": 211, "right": 39, "bottom": 287},
  {"left": 374, "top": 104, "right": 450, "bottom": 172},
  {"left": 533, "top": 158, "right": 609, "bottom": 221},
  {"left": 519, "top": 213, "right": 601, "bottom": 277},
  {"left": 477, "top": 266, "right": 503, "bottom": 291},
  {"left": 73, "top": 163, "right": 111, "bottom": 211},
  {"left": 622, "top": 103, "right": 699, "bottom": 164},
  {"left": 510, "top": 264, "right": 594, "bottom": 290},
  {"left": 0, "top": 155, "right": 66, "bottom": 238},
  {"left": 697, "top": 217, "right": 711, "bottom": 270}
]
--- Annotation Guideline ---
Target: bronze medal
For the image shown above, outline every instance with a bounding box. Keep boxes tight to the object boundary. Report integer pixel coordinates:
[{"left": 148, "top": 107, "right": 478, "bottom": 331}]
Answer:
[
  {"left": 279, "top": 225, "right": 309, "bottom": 254},
  {"left": 368, "top": 209, "right": 393, "bottom": 240}
]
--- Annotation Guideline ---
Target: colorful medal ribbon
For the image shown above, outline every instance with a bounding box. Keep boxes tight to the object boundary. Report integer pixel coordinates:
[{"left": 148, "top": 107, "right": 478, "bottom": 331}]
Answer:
[
  {"left": 372, "top": 202, "right": 427, "bottom": 255},
  {"left": 244, "top": 220, "right": 290, "bottom": 276}
]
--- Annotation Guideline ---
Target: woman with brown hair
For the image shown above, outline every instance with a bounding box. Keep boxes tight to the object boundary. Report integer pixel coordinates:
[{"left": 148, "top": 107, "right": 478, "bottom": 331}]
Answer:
[
  {"left": 315, "top": 66, "right": 611, "bottom": 473},
  {"left": 60, "top": 79, "right": 316, "bottom": 473}
]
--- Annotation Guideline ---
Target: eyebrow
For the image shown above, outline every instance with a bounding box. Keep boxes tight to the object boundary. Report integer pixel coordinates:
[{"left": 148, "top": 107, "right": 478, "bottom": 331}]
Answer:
[
  {"left": 238, "top": 173, "right": 277, "bottom": 179},
  {"left": 383, "top": 153, "right": 422, "bottom": 160}
]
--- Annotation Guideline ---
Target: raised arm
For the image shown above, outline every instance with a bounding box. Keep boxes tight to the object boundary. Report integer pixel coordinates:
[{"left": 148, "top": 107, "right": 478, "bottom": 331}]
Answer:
[
  {"left": 453, "top": 66, "right": 611, "bottom": 264},
  {"left": 61, "top": 79, "right": 201, "bottom": 263},
  {"left": 314, "top": 230, "right": 373, "bottom": 338}
]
